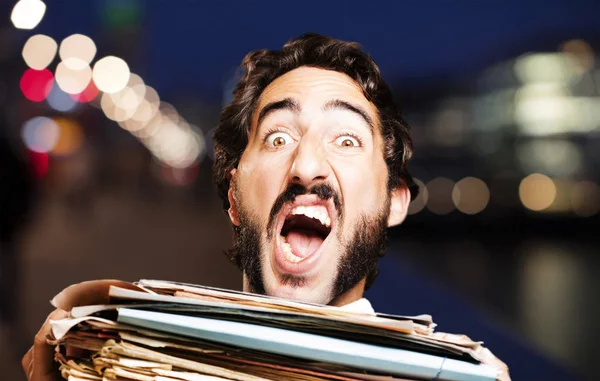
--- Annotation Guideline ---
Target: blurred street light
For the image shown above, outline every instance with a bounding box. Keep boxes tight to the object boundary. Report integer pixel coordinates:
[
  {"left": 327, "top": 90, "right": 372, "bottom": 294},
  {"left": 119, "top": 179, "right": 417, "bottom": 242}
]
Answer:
[
  {"left": 59, "top": 34, "right": 97, "bottom": 66},
  {"left": 47, "top": 84, "right": 78, "bottom": 112},
  {"left": 55, "top": 59, "right": 93, "bottom": 94},
  {"left": 71, "top": 81, "right": 100, "bottom": 103},
  {"left": 11, "top": 0, "right": 46, "bottom": 30},
  {"left": 92, "top": 56, "right": 131, "bottom": 93},
  {"left": 21, "top": 116, "right": 59, "bottom": 153},
  {"left": 22, "top": 34, "right": 57, "bottom": 70},
  {"left": 561, "top": 39, "right": 595, "bottom": 73},
  {"left": 51, "top": 118, "right": 83, "bottom": 156},
  {"left": 514, "top": 53, "right": 579, "bottom": 85},
  {"left": 519, "top": 174, "right": 557, "bottom": 212},
  {"left": 407, "top": 179, "right": 428, "bottom": 215},
  {"left": 20, "top": 68, "right": 53, "bottom": 102},
  {"left": 452, "top": 177, "right": 490, "bottom": 215}
]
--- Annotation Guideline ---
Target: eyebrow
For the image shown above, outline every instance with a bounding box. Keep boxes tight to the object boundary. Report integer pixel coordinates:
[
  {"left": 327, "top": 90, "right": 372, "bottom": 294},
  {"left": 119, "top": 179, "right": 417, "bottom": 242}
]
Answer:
[
  {"left": 257, "top": 98, "right": 300, "bottom": 127},
  {"left": 322, "top": 99, "right": 374, "bottom": 133},
  {"left": 256, "top": 97, "right": 375, "bottom": 134}
]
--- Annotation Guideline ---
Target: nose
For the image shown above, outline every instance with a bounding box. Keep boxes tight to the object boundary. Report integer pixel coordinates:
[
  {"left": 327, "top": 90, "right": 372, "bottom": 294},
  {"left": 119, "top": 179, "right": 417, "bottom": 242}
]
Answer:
[{"left": 289, "top": 138, "right": 331, "bottom": 188}]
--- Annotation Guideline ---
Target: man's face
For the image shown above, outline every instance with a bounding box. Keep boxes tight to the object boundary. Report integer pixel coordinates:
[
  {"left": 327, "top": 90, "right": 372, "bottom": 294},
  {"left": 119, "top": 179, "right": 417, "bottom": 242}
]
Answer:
[{"left": 228, "top": 67, "right": 396, "bottom": 305}]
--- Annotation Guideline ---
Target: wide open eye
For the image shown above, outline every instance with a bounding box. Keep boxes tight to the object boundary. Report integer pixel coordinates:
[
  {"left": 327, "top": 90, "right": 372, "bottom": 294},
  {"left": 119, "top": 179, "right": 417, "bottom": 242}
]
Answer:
[
  {"left": 266, "top": 131, "right": 294, "bottom": 148},
  {"left": 334, "top": 135, "right": 361, "bottom": 148}
]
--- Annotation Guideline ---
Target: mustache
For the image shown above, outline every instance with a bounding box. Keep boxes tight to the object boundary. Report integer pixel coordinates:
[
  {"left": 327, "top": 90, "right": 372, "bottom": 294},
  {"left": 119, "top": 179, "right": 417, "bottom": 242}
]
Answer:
[{"left": 267, "top": 183, "right": 342, "bottom": 236}]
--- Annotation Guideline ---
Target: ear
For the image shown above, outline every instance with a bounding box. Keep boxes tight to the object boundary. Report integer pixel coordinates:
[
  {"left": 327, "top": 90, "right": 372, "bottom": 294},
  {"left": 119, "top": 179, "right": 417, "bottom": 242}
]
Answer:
[
  {"left": 387, "top": 184, "right": 411, "bottom": 227},
  {"left": 227, "top": 169, "right": 240, "bottom": 226}
]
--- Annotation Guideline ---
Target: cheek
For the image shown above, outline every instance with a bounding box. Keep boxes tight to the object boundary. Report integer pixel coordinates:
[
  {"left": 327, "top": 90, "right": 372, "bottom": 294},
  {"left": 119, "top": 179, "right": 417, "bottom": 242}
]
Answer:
[
  {"left": 334, "top": 156, "right": 388, "bottom": 214},
  {"left": 238, "top": 153, "right": 291, "bottom": 220}
]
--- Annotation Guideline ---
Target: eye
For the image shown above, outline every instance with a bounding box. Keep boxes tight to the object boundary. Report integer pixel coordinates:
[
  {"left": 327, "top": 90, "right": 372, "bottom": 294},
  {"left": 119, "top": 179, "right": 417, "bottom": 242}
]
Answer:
[
  {"left": 266, "top": 131, "right": 294, "bottom": 148},
  {"left": 334, "top": 135, "right": 361, "bottom": 148}
]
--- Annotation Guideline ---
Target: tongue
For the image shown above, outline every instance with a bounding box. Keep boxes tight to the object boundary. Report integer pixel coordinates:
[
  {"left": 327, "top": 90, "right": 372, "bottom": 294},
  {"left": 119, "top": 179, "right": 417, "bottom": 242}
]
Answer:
[{"left": 286, "top": 229, "right": 324, "bottom": 259}]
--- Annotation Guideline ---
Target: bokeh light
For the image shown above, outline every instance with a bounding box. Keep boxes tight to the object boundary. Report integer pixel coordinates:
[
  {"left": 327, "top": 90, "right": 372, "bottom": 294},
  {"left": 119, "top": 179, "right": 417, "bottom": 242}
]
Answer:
[
  {"left": 47, "top": 84, "right": 78, "bottom": 112},
  {"left": 110, "top": 74, "right": 146, "bottom": 113},
  {"left": 159, "top": 102, "right": 181, "bottom": 124},
  {"left": 143, "top": 86, "right": 160, "bottom": 108},
  {"left": 130, "top": 112, "right": 163, "bottom": 138},
  {"left": 130, "top": 112, "right": 162, "bottom": 138},
  {"left": 129, "top": 86, "right": 160, "bottom": 123},
  {"left": 561, "top": 39, "right": 595, "bottom": 73},
  {"left": 514, "top": 84, "right": 574, "bottom": 136},
  {"left": 22, "top": 34, "right": 57, "bottom": 70},
  {"left": 426, "top": 177, "right": 456, "bottom": 215},
  {"left": 129, "top": 99, "right": 157, "bottom": 125},
  {"left": 143, "top": 118, "right": 203, "bottom": 168},
  {"left": 71, "top": 80, "right": 99, "bottom": 103},
  {"left": 59, "top": 34, "right": 96, "bottom": 65},
  {"left": 514, "top": 53, "right": 579, "bottom": 85},
  {"left": 101, "top": 92, "right": 136, "bottom": 122},
  {"left": 519, "top": 174, "right": 557, "bottom": 211},
  {"left": 517, "top": 140, "right": 583, "bottom": 177},
  {"left": 11, "top": 0, "right": 46, "bottom": 30},
  {"left": 570, "top": 181, "right": 600, "bottom": 217},
  {"left": 27, "top": 150, "right": 49, "bottom": 178},
  {"left": 92, "top": 56, "right": 130, "bottom": 93},
  {"left": 51, "top": 118, "right": 83, "bottom": 156},
  {"left": 407, "top": 178, "right": 428, "bottom": 215},
  {"left": 546, "top": 179, "right": 573, "bottom": 213},
  {"left": 161, "top": 164, "right": 199, "bottom": 187},
  {"left": 55, "top": 59, "right": 92, "bottom": 94},
  {"left": 20, "top": 68, "right": 53, "bottom": 102},
  {"left": 21, "top": 116, "right": 59, "bottom": 153},
  {"left": 452, "top": 177, "right": 490, "bottom": 215}
]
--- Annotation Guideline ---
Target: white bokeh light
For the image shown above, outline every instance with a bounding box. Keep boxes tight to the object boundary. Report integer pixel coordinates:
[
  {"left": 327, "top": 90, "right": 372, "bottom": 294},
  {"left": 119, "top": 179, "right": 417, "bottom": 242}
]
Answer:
[
  {"left": 59, "top": 34, "right": 96, "bottom": 66},
  {"left": 110, "top": 74, "right": 146, "bottom": 112},
  {"left": 92, "top": 56, "right": 130, "bottom": 94},
  {"left": 11, "top": 0, "right": 46, "bottom": 30},
  {"left": 101, "top": 92, "right": 136, "bottom": 122},
  {"left": 22, "top": 34, "right": 57, "bottom": 70},
  {"left": 55, "top": 58, "right": 92, "bottom": 94}
]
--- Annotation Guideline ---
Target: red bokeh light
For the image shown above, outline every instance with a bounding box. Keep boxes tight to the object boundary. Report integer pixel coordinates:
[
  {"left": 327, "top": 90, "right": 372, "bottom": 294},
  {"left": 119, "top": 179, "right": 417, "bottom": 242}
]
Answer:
[
  {"left": 27, "top": 150, "right": 49, "bottom": 178},
  {"left": 71, "top": 80, "right": 99, "bottom": 103},
  {"left": 20, "top": 68, "right": 54, "bottom": 102},
  {"left": 161, "top": 164, "right": 199, "bottom": 187}
]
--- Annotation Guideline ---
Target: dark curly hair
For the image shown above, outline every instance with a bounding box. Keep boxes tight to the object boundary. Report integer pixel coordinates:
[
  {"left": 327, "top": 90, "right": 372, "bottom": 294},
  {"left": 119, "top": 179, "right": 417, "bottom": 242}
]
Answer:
[{"left": 213, "top": 33, "right": 418, "bottom": 212}]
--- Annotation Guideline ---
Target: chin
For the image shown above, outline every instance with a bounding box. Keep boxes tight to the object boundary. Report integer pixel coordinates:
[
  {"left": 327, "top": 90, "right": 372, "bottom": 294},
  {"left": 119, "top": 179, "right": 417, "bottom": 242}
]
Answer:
[
  {"left": 263, "top": 194, "right": 342, "bottom": 304},
  {"left": 264, "top": 278, "right": 334, "bottom": 305}
]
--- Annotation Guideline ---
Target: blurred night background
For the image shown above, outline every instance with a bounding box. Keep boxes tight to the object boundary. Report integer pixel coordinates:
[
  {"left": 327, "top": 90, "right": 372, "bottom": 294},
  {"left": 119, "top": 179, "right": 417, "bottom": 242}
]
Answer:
[{"left": 1, "top": 1, "right": 599, "bottom": 380}]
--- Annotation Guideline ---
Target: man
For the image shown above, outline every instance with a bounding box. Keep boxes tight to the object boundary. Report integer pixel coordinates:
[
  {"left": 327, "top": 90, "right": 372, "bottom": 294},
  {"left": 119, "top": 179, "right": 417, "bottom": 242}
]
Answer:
[{"left": 23, "top": 33, "right": 509, "bottom": 380}]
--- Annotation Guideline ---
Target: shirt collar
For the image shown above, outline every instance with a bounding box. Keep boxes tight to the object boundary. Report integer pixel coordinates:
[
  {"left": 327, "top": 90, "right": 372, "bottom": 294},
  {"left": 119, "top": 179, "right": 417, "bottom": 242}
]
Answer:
[{"left": 337, "top": 298, "right": 375, "bottom": 315}]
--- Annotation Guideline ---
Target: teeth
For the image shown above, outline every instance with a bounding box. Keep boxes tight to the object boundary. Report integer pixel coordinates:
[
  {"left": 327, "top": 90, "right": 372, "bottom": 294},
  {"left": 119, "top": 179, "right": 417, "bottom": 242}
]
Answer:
[
  {"left": 282, "top": 241, "right": 302, "bottom": 263},
  {"left": 290, "top": 205, "right": 331, "bottom": 228},
  {"left": 293, "top": 206, "right": 306, "bottom": 215},
  {"left": 304, "top": 207, "right": 315, "bottom": 219},
  {"left": 312, "top": 209, "right": 321, "bottom": 222}
]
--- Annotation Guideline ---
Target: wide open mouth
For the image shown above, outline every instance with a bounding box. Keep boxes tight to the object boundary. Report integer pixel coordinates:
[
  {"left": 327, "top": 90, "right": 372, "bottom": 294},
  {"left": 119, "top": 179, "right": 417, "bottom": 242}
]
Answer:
[{"left": 279, "top": 205, "right": 333, "bottom": 264}]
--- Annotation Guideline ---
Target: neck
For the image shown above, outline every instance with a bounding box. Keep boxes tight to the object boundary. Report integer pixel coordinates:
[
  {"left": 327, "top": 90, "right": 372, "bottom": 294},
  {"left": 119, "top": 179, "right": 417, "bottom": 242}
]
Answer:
[
  {"left": 242, "top": 276, "right": 366, "bottom": 307},
  {"left": 328, "top": 279, "right": 366, "bottom": 306}
]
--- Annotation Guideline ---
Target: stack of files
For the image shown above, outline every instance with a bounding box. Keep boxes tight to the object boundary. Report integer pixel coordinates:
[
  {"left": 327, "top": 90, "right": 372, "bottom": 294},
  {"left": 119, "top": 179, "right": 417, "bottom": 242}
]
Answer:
[{"left": 47, "top": 279, "right": 501, "bottom": 381}]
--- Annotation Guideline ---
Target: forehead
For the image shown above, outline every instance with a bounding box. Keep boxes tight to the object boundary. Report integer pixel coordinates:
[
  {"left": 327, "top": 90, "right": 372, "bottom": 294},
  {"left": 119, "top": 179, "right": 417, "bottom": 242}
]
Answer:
[{"left": 256, "top": 67, "right": 378, "bottom": 120}]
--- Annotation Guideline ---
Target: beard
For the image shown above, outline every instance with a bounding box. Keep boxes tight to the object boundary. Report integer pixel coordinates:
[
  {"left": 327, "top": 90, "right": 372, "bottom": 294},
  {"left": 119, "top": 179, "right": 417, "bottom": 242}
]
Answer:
[{"left": 230, "top": 183, "right": 390, "bottom": 304}]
